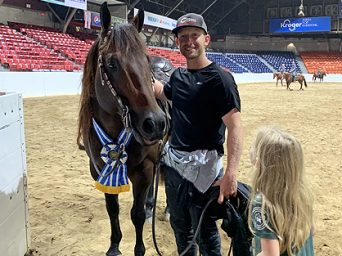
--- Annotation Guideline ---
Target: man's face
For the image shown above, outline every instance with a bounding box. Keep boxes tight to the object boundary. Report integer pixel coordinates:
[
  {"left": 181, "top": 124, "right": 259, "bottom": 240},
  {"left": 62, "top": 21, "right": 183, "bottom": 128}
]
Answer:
[{"left": 175, "top": 27, "right": 210, "bottom": 60}]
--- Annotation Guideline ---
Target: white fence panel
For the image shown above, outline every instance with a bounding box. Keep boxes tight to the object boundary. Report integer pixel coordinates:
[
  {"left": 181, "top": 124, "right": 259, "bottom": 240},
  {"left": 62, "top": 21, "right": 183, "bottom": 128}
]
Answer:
[{"left": 0, "top": 92, "right": 30, "bottom": 256}]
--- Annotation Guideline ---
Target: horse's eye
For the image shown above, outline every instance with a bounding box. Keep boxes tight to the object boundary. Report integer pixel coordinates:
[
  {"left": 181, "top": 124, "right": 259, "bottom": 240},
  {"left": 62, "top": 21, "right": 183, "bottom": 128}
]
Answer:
[
  {"left": 108, "top": 62, "right": 118, "bottom": 71},
  {"left": 106, "top": 58, "right": 119, "bottom": 71}
]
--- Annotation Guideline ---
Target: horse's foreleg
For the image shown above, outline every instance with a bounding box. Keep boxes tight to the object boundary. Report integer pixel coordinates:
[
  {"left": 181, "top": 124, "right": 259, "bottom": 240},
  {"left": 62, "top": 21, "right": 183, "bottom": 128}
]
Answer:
[
  {"left": 131, "top": 197, "right": 147, "bottom": 256},
  {"left": 299, "top": 81, "right": 303, "bottom": 90},
  {"left": 105, "top": 193, "right": 122, "bottom": 256},
  {"left": 130, "top": 164, "right": 153, "bottom": 256}
]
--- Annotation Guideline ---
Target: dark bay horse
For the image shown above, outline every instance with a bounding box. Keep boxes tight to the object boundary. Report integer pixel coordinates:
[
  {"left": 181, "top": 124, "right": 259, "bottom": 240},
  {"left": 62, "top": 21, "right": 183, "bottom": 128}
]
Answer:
[
  {"left": 283, "top": 72, "right": 307, "bottom": 91},
  {"left": 273, "top": 71, "right": 284, "bottom": 86},
  {"left": 312, "top": 71, "right": 327, "bottom": 82},
  {"left": 77, "top": 3, "right": 167, "bottom": 255}
]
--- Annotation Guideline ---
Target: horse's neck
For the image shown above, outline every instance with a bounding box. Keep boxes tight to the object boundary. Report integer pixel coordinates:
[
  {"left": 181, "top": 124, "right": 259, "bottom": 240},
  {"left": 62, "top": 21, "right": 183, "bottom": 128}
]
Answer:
[{"left": 92, "top": 101, "right": 123, "bottom": 140}]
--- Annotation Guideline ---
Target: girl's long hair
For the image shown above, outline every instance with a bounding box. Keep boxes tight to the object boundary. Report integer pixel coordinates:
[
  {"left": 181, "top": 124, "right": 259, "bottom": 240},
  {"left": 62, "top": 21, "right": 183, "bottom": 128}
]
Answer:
[{"left": 248, "top": 126, "right": 313, "bottom": 255}]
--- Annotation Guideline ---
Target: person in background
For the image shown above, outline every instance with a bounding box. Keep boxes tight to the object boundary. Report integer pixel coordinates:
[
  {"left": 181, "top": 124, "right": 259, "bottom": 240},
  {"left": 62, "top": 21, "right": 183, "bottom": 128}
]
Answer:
[
  {"left": 248, "top": 126, "right": 314, "bottom": 256},
  {"left": 153, "top": 12, "right": 243, "bottom": 256},
  {"left": 278, "top": 63, "right": 285, "bottom": 74},
  {"left": 289, "top": 60, "right": 297, "bottom": 82}
]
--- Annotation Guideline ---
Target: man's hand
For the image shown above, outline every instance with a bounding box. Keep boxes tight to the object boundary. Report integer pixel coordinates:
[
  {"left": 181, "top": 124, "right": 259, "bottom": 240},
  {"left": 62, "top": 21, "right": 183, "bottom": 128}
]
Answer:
[
  {"left": 153, "top": 79, "right": 168, "bottom": 101},
  {"left": 214, "top": 170, "right": 237, "bottom": 204}
]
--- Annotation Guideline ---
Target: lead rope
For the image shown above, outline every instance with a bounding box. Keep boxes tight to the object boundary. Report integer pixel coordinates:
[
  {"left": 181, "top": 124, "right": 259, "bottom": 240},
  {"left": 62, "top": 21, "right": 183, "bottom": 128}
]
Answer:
[
  {"left": 150, "top": 173, "right": 230, "bottom": 256},
  {"left": 151, "top": 158, "right": 163, "bottom": 256},
  {"left": 151, "top": 138, "right": 167, "bottom": 256},
  {"left": 179, "top": 197, "right": 216, "bottom": 256},
  {"left": 179, "top": 197, "right": 234, "bottom": 256}
]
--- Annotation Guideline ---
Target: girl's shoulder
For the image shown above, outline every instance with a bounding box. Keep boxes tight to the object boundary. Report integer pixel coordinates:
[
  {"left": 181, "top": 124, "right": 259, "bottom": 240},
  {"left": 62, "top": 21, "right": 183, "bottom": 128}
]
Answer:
[
  {"left": 252, "top": 192, "right": 263, "bottom": 206},
  {"left": 251, "top": 193, "right": 277, "bottom": 238}
]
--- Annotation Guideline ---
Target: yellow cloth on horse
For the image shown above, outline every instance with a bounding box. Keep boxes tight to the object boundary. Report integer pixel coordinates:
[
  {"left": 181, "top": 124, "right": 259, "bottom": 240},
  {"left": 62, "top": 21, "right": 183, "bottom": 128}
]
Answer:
[{"left": 95, "top": 182, "right": 130, "bottom": 194}]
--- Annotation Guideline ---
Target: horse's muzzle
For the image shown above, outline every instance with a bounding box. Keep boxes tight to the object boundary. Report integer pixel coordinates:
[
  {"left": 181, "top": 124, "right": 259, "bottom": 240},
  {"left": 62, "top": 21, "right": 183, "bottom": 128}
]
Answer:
[
  {"left": 132, "top": 110, "right": 167, "bottom": 145},
  {"left": 142, "top": 116, "right": 166, "bottom": 140}
]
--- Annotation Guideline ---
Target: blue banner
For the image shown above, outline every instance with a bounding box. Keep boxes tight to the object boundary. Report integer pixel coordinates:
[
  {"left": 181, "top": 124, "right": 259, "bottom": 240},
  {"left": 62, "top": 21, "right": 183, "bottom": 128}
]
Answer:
[
  {"left": 339, "top": 0, "right": 342, "bottom": 18},
  {"left": 269, "top": 17, "right": 331, "bottom": 33},
  {"left": 91, "top": 12, "right": 101, "bottom": 27}
]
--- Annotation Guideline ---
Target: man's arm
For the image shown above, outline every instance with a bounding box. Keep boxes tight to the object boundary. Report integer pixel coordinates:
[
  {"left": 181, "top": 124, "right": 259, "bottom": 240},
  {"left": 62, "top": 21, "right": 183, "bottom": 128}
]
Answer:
[
  {"left": 217, "top": 108, "right": 243, "bottom": 204},
  {"left": 153, "top": 79, "right": 168, "bottom": 101}
]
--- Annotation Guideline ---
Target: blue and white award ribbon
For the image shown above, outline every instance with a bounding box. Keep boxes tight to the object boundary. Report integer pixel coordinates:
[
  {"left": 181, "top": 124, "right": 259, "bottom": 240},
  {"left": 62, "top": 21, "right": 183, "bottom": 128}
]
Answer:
[{"left": 92, "top": 118, "right": 133, "bottom": 194}]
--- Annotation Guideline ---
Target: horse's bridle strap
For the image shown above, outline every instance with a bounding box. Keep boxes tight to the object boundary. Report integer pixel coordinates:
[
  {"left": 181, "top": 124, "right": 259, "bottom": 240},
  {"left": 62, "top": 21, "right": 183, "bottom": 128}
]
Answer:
[{"left": 98, "top": 54, "right": 131, "bottom": 129}]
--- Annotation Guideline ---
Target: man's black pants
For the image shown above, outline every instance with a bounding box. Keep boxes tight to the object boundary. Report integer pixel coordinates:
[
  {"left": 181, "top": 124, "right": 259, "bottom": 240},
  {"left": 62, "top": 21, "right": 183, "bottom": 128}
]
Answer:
[{"left": 164, "top": 165, "right": 222, "bottom": 256}]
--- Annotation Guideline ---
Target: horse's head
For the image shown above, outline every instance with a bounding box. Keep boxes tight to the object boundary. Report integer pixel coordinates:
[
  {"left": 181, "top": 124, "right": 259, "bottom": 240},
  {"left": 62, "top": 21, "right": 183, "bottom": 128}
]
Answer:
[{"left": 81, "top": 2, "right": 166, "bottom": 146}]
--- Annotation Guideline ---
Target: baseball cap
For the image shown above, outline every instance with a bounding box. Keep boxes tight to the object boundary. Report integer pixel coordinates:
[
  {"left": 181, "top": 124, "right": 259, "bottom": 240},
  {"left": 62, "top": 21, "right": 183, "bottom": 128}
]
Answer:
[{"left": 172, "top": 13, "right": 208, "bottom": 35}]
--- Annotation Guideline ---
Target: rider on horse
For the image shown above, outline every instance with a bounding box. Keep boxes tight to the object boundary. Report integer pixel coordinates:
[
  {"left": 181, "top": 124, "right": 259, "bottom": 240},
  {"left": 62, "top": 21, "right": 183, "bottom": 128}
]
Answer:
[
  {"left": 317, "top": 67, "right": 321, "bottom": 77},
  {"left": 279, "top": 63, "right": 285, "bottom": 74},
  {"left": 289, "top": 60, "right": 297, "bottom": 82}
]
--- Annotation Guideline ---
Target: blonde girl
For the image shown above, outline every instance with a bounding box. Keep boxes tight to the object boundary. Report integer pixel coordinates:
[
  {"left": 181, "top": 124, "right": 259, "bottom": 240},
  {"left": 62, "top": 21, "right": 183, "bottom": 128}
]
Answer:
[{"left": 248, "top": 127, "right": 314, "bottom": 256}]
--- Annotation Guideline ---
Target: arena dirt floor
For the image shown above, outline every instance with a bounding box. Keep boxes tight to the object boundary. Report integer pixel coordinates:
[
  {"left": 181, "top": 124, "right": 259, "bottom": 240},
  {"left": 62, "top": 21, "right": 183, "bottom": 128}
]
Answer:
[{"left": 24, "top": 81, "right": 342, "bottom": 256}]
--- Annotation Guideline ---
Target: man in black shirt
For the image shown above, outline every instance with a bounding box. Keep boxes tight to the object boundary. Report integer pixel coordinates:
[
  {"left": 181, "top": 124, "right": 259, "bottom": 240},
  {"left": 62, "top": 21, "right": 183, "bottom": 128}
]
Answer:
[{"left": 153, "top": 13, "right": 243, "bottom": 255}]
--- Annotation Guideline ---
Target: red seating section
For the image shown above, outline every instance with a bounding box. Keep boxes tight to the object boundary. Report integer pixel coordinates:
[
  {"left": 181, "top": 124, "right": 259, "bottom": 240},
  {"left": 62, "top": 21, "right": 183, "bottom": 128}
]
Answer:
[
  {"left": 148, "top": 47, "right": 186, "bottom": 68},
  {"left": 21, "top": 28, "right": 91, "bottom": 65},
  {"left": 2, "top": 22, "right": 342, "bottom": 74},
  {"left": 0, "top": 23, "right": 89, "bottom": 71},
  {"left": 301, "top": 51, "right": 342, "bottom": 74}
]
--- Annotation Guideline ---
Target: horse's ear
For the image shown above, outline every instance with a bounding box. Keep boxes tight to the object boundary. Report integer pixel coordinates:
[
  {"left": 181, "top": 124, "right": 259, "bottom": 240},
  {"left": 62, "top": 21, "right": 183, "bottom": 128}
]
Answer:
[
  {"left": 131, "top": 9, "right": 144, "bottom": 33},
  {"left": 100, "top": 2, "right": 111, "bottom": 34}
]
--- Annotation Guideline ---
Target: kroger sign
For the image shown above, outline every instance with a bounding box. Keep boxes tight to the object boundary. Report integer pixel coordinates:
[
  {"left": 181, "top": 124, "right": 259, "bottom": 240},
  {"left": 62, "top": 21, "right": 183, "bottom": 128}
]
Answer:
[{"left": 269, "top": 16, "right": 331, "bottom": 33}]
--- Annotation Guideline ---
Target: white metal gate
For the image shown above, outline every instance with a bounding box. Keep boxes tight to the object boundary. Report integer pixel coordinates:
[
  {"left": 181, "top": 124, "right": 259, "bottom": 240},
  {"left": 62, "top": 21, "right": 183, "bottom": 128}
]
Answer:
[{"left": 0, "top": 92, "right": 30, "bottom": 256}]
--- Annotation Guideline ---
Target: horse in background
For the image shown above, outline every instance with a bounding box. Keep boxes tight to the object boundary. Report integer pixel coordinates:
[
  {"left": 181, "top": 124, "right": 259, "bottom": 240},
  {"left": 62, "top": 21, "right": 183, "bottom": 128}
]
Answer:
[
  {"left": 283, "top": 72, "right": 307, "bottom": 91},
  {"left": 77, "top": 3, "right": 168, "bottom": 255},
  {"left": 312, "top": 71, "right": 327, "bottom": 82},
  {"left": 273, "top": 72, "right": 284, "bottom": 86}
]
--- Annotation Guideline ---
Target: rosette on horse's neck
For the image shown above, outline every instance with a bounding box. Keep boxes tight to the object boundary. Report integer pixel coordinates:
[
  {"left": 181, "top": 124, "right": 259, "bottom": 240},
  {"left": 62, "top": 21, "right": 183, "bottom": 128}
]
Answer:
[{"left": 92, "top": 118, "right": 132, "bottom": 194}]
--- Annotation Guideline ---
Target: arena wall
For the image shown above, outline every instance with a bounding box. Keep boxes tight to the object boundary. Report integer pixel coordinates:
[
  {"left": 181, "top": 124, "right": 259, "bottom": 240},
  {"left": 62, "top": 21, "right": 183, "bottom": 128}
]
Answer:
[
  {"left": 0, "top": 72, "right": 341, "bottom": 98},
  {"left": 0, "top": 72, "right": 82, "bottom": 97}
]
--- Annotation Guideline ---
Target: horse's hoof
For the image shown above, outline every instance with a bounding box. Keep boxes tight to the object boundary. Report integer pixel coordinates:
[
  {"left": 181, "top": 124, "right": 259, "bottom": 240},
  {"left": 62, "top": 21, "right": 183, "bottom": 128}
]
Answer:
[{"left": 106, "top": 244, "right": 122, "bottom": 256}]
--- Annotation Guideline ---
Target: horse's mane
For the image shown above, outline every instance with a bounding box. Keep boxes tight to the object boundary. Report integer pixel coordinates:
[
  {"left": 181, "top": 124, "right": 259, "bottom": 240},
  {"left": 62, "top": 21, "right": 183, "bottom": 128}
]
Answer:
[
  {"left": 107, "top": 23, "right": 148, "bottom": 61},
  {"left": 77, "top": 38, "right": 99, "bottom": 147},
  {"left": 77, "top": 23, "right": 149, "bottom": 147}
]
